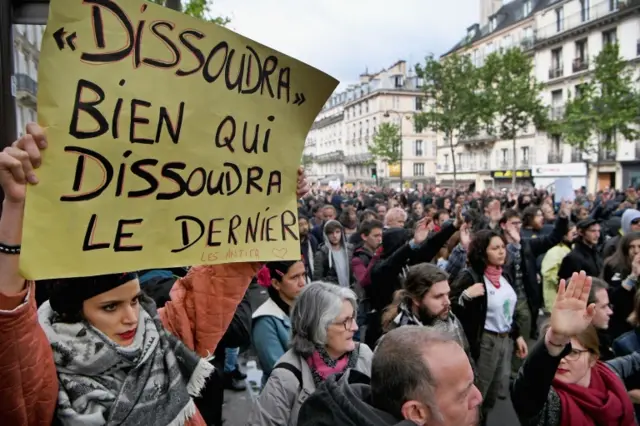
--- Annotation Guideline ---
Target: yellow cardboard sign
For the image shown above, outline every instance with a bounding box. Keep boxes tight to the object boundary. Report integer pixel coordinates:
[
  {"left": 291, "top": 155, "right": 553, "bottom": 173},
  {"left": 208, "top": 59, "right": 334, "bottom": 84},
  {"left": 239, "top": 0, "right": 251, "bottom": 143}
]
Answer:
[{"left": 20, "top": 0, "right": 338, "bottom": 279}]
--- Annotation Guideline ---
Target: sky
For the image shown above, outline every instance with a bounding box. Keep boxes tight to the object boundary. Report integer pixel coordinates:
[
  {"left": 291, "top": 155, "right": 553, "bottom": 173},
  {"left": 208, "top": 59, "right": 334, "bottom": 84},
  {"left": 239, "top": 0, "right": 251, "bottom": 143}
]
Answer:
[{"left": 208, "top": 0, "right": 478, "bottom": 89}]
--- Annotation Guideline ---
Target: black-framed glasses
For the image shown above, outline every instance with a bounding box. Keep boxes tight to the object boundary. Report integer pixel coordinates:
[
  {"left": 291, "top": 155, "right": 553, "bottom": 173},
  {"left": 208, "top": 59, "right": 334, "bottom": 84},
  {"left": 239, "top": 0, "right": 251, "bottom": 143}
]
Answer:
[
  {"left": 334, "top": 316, "right": 356, "bottom": 331},
  {"left": 565, "top": 348, "right": 590, "bottom": 361}
]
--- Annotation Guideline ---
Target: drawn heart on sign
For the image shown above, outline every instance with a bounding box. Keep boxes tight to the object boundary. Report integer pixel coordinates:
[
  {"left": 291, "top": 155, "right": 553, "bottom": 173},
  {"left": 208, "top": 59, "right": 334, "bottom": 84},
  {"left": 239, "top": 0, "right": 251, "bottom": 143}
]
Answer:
[{"left": 272, "top": 248, "right": 287, "bottom": 259}]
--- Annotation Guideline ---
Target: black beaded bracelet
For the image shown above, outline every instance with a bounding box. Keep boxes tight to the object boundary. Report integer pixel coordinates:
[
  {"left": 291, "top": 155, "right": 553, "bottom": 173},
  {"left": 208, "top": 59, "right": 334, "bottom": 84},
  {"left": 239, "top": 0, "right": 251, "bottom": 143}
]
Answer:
[{"left": 0, "top": 243, "right": 21, "bottom": 255}]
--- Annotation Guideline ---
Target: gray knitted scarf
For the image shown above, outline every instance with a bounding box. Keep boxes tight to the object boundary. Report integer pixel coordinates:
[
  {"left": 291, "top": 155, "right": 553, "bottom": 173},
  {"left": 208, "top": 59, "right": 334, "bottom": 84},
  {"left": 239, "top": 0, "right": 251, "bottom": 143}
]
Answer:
[
  {"left": 393, "top": 301, "right": 469, "bottom": 352},
  {"left": 38, "top": 295, "right": 213, "bottom": 426}
]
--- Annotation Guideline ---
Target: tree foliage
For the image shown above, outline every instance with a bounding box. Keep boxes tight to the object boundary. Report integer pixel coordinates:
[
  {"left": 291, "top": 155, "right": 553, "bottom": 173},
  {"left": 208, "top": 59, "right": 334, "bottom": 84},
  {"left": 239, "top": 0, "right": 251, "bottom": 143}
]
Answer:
[
  {"left": 481, "top": 48, "right": 548, "bottom": 189},
  {"left": 369, "top": 123, "right": 402, "bottom": 166},
  {"left": 148, "top": 0, "right": 230, "bottom": 25},
  {"left": 559, "top": 42, "right": 640, "bottom": 191},
  {"left": 414, "top": 53, "right": 481, "bottom": 186}
]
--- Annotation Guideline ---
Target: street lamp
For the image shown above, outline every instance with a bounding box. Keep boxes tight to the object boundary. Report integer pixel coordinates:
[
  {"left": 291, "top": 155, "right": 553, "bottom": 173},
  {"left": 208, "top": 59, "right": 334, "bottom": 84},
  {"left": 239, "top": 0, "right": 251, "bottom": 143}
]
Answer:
[{"left": 383, "top": 110, "right": 409, "bottom": 189}]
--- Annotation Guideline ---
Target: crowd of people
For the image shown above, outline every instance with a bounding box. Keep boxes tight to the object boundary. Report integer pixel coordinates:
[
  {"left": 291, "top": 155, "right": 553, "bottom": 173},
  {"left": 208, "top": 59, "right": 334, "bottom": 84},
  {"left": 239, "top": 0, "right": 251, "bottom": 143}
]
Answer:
[{"left": 2, "top": 123, "right": 640, "bottom": 426}]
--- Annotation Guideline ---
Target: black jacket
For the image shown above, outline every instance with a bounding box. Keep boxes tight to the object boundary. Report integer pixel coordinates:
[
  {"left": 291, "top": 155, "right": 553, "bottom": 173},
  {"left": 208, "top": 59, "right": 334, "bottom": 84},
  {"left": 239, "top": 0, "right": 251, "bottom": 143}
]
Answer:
[
  {"left": 602, "top": 263, "right": 638, "bottom": 341},
  {"left": 508, "top": 216, "right": 569, "bottom": 315},
  {"left": 558, "top": 240, "right": 604, "bottom": 281},
  {"left": 297, "top": 369, "right": 415, "bottom": 426},
  {"left": 368, "top": 223, "right": 457, "bottom": 312},
  {"left": 450, "top": 267, "right": 523, "bottom": 361}
]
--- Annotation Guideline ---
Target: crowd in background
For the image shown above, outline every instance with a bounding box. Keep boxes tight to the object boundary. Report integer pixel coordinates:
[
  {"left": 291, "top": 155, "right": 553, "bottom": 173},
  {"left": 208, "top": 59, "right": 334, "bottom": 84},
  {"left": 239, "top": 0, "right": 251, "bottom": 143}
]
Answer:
[{"left": 4, "top": 123, "right": 640, "bottom": 426}]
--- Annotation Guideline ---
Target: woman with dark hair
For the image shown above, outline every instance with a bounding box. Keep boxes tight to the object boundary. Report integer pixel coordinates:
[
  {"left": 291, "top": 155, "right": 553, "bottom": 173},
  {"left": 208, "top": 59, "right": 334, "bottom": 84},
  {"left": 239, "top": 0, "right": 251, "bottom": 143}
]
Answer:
[
  {"left": 512, "top": 272, "right": 638, "bottom": 426},
  {"left": 602, "top": 231, "right": 640, "bottom": 340},
  {"left": 451, "top": 229, "right": 529, "bottom": 425},
  {"left": 252, "top": 260, "right": 306, "bottom": 382}
]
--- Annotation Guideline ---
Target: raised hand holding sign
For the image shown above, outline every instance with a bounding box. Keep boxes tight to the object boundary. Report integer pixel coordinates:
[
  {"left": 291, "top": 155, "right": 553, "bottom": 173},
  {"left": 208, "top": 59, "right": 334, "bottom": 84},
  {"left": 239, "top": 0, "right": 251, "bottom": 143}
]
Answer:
[{"left": 20, "top": 0, "right": 338, "bottom": 279}]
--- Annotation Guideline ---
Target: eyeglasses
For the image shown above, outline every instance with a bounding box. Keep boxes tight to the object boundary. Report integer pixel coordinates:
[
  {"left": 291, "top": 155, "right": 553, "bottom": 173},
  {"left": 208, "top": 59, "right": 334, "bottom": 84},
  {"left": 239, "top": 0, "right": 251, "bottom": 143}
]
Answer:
[
  {"left": 565, "top": 348, "right": 590, "bottom": 361},
  {"left": 333, "top": 316, "right": 356, "bottom": 331}
]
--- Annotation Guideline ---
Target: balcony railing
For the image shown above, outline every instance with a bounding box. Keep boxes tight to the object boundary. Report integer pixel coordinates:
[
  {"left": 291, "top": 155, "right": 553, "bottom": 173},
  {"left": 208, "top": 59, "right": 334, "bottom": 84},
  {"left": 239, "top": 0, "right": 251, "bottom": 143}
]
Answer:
[
  {"left": 571, "top": 151, "right": 583, "bottom": 162},
  {"left": 550, "top": 106, "right": 565, "bottom": 120},
  {"left": 520, "top": 159, "right": 531, "bottom": 167},
  {"left": 599, "top": 150, "right": 617, "bottom": 161},
  {"left": 572, "top": 58, "right": 589, "bottom": 72},
  {"left": 548, "top": 153, "right": 563, "bottom": 163},
  {"left": 499, "top": 161, "right": 511, "bottom": 169},
  {"left": 549, "top": 67, "right": 564, "bottom": 80},
  {"left": 315, "top": 150, "right": 345, "bottom": 164},
  {"left": 15, "top": 73, "right": 37, "bottom": 98},
  {"left": 535, "top": 0, "right": 633, "bottom": 42},
  {"left": 520, "top": 37, "right": 534, "bottom": 50}
]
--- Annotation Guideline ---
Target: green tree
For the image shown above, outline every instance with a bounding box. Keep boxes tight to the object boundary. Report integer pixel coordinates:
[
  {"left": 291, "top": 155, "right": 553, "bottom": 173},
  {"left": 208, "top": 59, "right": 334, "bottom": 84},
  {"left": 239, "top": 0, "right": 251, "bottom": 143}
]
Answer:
[
  {"left": 369, "top": 123, "right": 402, "bottom": 180},
  {"left": 481, "top": 47, "right": 548, "bottom": 189},
  {"left": 149, "top": 0, "right": 230, "bottom": 25},
  {"left": 560, "top": 42, "right": 639, "bottom": 193},
  {"left": 414, "top": 53, "right": 481, "bottom": 187}
]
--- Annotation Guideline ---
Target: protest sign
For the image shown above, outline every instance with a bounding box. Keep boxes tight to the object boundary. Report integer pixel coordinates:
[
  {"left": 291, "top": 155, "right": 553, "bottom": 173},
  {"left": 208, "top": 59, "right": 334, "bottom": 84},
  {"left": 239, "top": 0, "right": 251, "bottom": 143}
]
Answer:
[{"left": 20, "top": 0, "right": 338, "bottom": 279}]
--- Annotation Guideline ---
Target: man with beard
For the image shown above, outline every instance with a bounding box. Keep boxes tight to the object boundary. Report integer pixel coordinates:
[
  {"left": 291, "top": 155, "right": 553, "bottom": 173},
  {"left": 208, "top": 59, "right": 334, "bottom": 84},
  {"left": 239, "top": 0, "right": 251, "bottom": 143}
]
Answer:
[
  {"left": 381, "top": 263, "right": 471, "bottom": 361},
  {"left": 297, "top": 327, "right": 482, "bottom": 426}
]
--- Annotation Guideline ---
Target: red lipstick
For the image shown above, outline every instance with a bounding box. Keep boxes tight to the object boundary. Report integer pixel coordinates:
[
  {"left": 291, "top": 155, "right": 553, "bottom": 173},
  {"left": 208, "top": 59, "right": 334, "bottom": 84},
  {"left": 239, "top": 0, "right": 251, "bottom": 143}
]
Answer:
[{"left": 117, "top": 328, "right": 137, "bottom": 341}]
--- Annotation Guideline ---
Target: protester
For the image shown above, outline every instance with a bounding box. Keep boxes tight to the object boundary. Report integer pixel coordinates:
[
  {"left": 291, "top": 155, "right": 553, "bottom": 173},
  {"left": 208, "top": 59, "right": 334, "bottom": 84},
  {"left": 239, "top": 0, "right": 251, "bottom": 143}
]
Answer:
[
  {"left": 601, "top": 231, "right": 640, "bottom": 340},
  {"left": 541, "top": 223, "right": 577, "bottom": 311},
  {"left": 511, "top": 271, "right": 638, "bottom": 426},
  {"left": 0, "top": 123, "right": 311, "bottom": 426},
  {"left": 248, "top": 283, "right": 372, "bottom": 426},
  {"left": 252, "top": 260, "right": 307, "bottom": 382},
  {"left": 296, "top": 326, "right": 482, "bottom": 426},
  {"left": 313, "top": 220, "right": 354, "bottom": 287},
  {"left": 450, "top": 229, "right": 528, "bottom": 424},
  {"left": 558, "top": 218, "right": 603, "bottom": 280},
  {"left": 381, "top": 263, "right": 471, "bottom": 362}
]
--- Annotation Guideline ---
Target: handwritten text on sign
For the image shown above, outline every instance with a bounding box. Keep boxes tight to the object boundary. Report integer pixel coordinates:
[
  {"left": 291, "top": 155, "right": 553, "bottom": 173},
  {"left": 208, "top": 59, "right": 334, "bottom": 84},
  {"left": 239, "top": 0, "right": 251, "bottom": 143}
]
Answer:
[{"left": 20, "top": 0, "right": 338, "bottom": 279}]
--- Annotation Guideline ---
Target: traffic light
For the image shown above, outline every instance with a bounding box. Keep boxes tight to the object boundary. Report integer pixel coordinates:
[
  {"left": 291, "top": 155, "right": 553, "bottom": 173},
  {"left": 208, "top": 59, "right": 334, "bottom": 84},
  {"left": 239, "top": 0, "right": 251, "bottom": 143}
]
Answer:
[{"left": 371, "top": 167, "right": 379, "bottom": 186}]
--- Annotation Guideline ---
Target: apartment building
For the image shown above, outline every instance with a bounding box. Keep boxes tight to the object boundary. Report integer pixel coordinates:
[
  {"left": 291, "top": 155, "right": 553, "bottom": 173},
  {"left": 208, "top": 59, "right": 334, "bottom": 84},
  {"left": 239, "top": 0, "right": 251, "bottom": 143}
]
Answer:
[
  {"left": 13, "top": 24, "right": 44, "bottom": 137},
  {"left": 305, "top": 61, "right": 436, "bottom": 188},
  {"left": 437, "top": 0, "right": 541, "bottom": 189},
  {"left": 533, "top": 0, "right": 640, "bottom": 190}
]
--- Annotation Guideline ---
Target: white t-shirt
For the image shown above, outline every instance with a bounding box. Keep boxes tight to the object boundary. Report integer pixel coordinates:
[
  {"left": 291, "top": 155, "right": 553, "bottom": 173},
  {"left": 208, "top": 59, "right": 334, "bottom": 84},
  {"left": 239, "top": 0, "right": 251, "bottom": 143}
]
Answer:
[{"left": 483, "top": 275, "right": 517, "bottom": 334}]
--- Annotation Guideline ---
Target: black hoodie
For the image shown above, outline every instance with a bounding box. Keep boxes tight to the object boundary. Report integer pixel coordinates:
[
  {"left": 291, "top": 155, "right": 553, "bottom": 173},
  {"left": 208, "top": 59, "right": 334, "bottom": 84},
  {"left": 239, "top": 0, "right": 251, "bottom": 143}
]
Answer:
[{"left": 297, "top": 370, "right": 416, "bottom": 426}]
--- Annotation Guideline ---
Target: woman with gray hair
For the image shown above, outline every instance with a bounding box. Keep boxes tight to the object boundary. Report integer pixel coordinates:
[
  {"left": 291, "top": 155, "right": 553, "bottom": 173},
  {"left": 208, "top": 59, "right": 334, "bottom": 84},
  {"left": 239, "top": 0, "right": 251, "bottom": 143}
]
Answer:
[{"left": 247, "top": 282, "right": 373, "bottom": 426}]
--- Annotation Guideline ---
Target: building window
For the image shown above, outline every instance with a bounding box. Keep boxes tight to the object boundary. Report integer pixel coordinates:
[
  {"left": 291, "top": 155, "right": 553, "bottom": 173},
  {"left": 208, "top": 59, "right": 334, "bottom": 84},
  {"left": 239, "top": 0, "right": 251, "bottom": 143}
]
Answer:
[
  {"left": 415, "top": 140, "right": 423, "bottom": 156},
  {"left": 580, "top": 0, "right": 590, "bottom": 22},
  {"left": 489, "top": 16, "right": 497, "bottom": 31},
  {"left": 575, "top": 39, "right": 588, "bottom": 62},
  {"left": 457, "top": 153, "right": 462, "bottom": 168},
  {"left": 523, "top": 0, "right": 532, "bottom": 15},
  {"left": 394, "top": 75, "right": 403, "bottom": 88},
  {"left": 501, "top": 148, "right": 508, "bottom": 167},
  {"left": 550, "top": 47, "right": 563, "bottom": 78},
  {"left": 415, "top": 97, "right": 423, "bottom": 110},
  {"left": 521, "top": 147, "right": 530, "bottom": 165},
  {"left": 432, "top": 140, "right": 437, "bottom": 157},
  {"left": 603, "top": 28, "right": 617, "bottom": 45},
  {"left": 555, "top": 7, "right": 564, "bottom": 32},
  {"left": 609, "top": 0, "right": 619, "bottom": 12},
  {"left": 502, "top": 35, "right": 512, "bottom": 50},
  {"left": 413, "top": 163, "right": 425, "bottom": 176}
]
